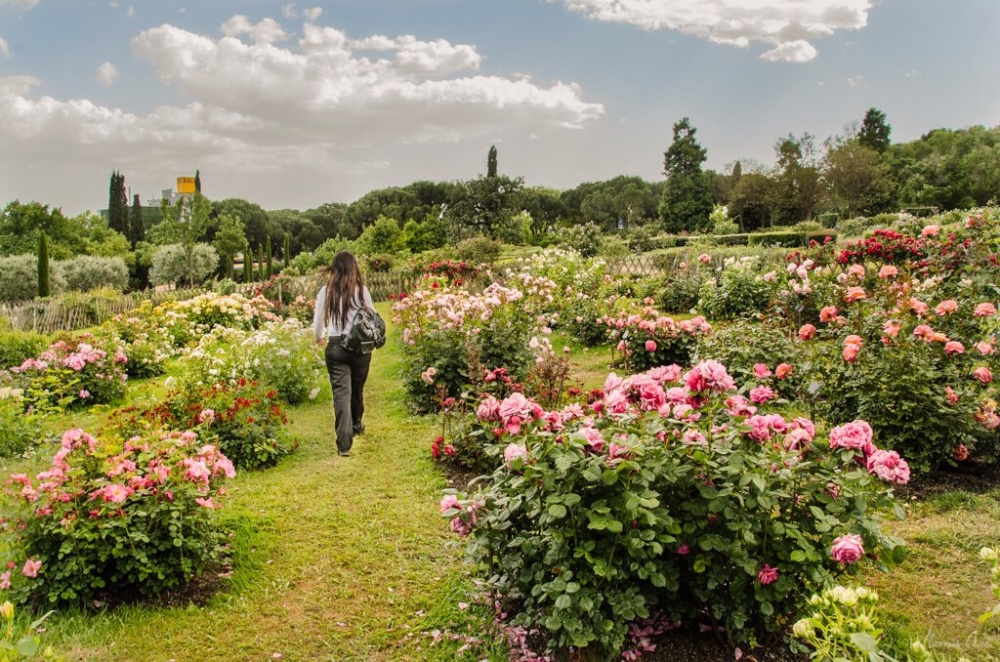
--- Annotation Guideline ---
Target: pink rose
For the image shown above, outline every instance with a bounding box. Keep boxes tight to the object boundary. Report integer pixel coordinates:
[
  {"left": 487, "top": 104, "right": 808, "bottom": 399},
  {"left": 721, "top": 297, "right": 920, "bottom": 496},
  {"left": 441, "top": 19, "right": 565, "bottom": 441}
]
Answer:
[
  {"left": 476, "top": 396, "right": 501, "bottom": 422},
  {"left": 975, "top": 341, "right": 994, "bottom": 356},
  {"left": 935, "top": 300, "right": 959, "bottom": 315},
  {"left": 504, "top": 443, "right": 529, "bottom": 466},
  {"left": 440, "top": 494, "right": 460, "bottom": 515},
  {"left": 944, "top": 341, "right": 965, "bottom": 355},
  {"left": 830, "top": 534, "right": 865, "bottom": 565},
  {"left": 828, "top": 420, "right": 874, "bottom": 455},
  {"left": 878, "top": 265, "right": 898, "bottom": 279},
  {"left": 753, "top": 363, "right": 772, "bottom": 379},
  {"left": 845, "top": 287, "right": 867, "bottom": 303},
  {"left": 0, "top": 571, "right": 9, "bottom": 589},
  {"left": 698, "top": 253, "right": 711, "bottom": 265},
  {"left": 973, "top": 367, "right": 994, "bottom": 384},
  {"left": 22, "top": 559, "right": 41, "bottom": 578},
  {"left": 909, "top": 298, "right": 929, "bottom": 316},
  {"left": 921, "top": 224, "right": 940, "bottom": 237},
  {"left": 677, "top": 544, "right": 691, "bottom": 555},
  {"left": 749, "top": 385, "right": 776, "bottom": 404},
  {"left": 974, "top": 302, "right": 997, "bottom": 318},
  {"left": 758, "top": 564, "right": 779, "bottom": 585},
  {"left": 882, "top": 320, "right": 901, "bottom": 338},
  {"left": 819, "top": 306, "right": 838, "bottom": 323},
  {"left": 798, "top": 324, "right": 816, "bottom": 341},
  {"left": 684, "top": 360, "right": 736, "bottom": 394},
  {"left": 645, "top": 340, "right": 657, "bottom": 352},
  {"left": 775, "top": 363, "right": 794, "bottom": 380},
  {"left": 866, "top": 449, "right": 911, "bottom": 485}
]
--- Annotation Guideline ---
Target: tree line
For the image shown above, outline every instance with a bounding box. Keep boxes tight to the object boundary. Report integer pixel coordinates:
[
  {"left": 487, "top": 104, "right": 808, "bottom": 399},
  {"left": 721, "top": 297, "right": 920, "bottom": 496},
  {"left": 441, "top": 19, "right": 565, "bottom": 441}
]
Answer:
[{"left": 1, "top": 108, "right": 998, "bottom": 292}]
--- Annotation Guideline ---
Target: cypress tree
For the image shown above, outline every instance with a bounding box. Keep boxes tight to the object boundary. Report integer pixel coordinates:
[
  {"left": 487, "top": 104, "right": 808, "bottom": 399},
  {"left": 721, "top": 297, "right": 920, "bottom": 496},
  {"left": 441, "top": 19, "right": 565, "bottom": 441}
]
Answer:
[
  {"left": 37, "top": 232, "right": 50, "bottom": 298},
  {"left": 265, "top": 236, "right": 273, "bottom": 279},
  {"left": 129, "top": 193, "right": 145, "bottom": 247},
  {"left": 283, "top": 234, "right": 290, "bottom": 269},
  {"left": 256, "top": 244, "right": 265, "bottom": 281},
  {"left": 108, "top": 171, "right": 130, "bottom": 238},
  {"left": 243, "top": 243, "right": 252, "bottom": 283},
  {"left": 487, "top": 145, "right": 498, "bottom": 178}
]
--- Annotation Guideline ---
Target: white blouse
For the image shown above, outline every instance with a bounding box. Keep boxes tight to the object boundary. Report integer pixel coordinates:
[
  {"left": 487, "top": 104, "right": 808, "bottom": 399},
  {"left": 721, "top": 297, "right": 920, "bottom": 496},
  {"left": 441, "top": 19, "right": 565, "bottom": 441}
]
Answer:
[{"left": 313, "top": 284, "right": 375, "bottom": 339}]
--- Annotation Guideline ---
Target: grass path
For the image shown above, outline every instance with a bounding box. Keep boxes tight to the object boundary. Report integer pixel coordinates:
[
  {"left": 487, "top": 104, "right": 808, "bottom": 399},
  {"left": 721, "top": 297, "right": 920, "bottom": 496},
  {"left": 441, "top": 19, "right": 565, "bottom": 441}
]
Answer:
[{"left": 42, "top": 304, "right": 496, "bottom": 661}]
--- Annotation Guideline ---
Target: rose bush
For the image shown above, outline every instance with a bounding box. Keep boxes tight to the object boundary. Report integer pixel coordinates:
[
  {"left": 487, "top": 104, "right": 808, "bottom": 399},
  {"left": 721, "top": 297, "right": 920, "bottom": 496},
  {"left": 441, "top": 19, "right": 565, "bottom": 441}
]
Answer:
[
  {"left": 110, "top": 378, "right": 293, "bottom": 470},
  {"left": 180, "top": 318, "right": 321, "bottom": 405},
  {"left": 1, "top": 428, "right": 233, "bottom": 607},
  {"left": 603, "top": 303, "right": 712, "bottom": 373},
  {"left": 393, "top": 283, "right": 552, "bottom": 413},
  {"left": 6, "top": 335, "right": 128, "bottom": 409},
  {"left": 445, "top": 360, "right": 906, "bottom": 657}
]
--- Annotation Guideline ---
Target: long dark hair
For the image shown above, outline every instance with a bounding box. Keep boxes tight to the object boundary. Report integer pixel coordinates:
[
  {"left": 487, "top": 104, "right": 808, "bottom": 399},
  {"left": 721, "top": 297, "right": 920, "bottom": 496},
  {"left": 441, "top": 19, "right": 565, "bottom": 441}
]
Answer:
[{"left": 323, "top": 251, "right": 365, "bottom": 329}]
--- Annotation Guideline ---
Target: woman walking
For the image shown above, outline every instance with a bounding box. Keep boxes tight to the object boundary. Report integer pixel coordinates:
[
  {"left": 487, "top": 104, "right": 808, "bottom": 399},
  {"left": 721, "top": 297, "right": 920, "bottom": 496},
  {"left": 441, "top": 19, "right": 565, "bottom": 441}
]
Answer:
[{"left": 313, "top": 251, "right": 374, "bottom": 457}]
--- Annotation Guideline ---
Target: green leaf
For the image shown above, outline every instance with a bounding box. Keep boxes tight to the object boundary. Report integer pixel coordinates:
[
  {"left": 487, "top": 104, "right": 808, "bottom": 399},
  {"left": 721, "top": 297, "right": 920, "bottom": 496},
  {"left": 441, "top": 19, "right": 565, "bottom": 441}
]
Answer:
[
  {"left": 548, "top": 504, "right": 568, "bottom": 519},
  {"left": 849, "top": 632, "right": 880, "bottom": 653},
  {"left": 16, "top": 637, "right": 39, "bottom": 657},
  {"left": 601, "top": 470, "right": 618, "bottom": 486},
  {"left": 555, "top": 454, "right": 574, "bottom": 473},
  {"left": 789, "top": 550, "right": 806, "bottom": 562}
]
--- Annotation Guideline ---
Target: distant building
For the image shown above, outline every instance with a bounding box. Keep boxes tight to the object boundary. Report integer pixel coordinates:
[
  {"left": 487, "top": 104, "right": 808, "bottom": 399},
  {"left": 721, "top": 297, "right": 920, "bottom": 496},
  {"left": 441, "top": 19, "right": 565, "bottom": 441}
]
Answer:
[{"left": 100, "top": 176, "right": 193, "bottom": 229}]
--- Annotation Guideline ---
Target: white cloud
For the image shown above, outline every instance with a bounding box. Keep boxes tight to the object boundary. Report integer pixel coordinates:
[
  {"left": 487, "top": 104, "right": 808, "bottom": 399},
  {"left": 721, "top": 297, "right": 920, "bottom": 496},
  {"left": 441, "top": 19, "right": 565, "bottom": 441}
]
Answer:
[
  {"left": 96, "top": 62, "right": 118, "bottom": 86},
  {"left": 281, "top": 4, "right": 322, "bottom": 21},
  {"left": 0, "top": 37, "right": 9, "bottom": 58},
  {"left": 846, "top": 75, "right": 864, "bottom": 86},
  {"left": 126, "top": 5, "right": 133, "bottom": 18},
  {"left": 0, "top": 0, "right": 39, "bottom": 11},
  {"left": 220, "top": 16, "right": 288, "bottom": 44},
  {"left": 0, "top": 18, "right": 602, "bottom": 183},
  {"left": 905, "top": 68, "right": 918, "bottom": 78},
  {"left": 759, "top": 40, "right": 816, "bottom": 63},
  {"left": 553, "top": 0, "right": 872, "bottom": 62}
]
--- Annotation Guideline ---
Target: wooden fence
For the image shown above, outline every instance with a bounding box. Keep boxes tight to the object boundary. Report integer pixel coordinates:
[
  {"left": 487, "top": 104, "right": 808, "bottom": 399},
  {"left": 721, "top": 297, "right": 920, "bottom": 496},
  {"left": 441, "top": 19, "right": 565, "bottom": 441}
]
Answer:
[{"left": 0, "top": 270, "right": 420, "bottom": 335}]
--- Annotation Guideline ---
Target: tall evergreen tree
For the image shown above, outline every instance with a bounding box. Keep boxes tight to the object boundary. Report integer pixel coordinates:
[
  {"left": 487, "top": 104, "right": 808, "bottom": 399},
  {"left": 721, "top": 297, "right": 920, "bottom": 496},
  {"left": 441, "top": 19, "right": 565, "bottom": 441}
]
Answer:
[
  {"left": 283, "top": 234, "right": 291, "bottom": 269},
  {"left": 194, "top": 169, "right": 202, "bottom": 193},
  {"left": 129, "top": 193, "right": 145, "bottom": 247},
  {"left": 265, "top": 235, "right": 273, "bottom": 279},
  {"left": 659, "top": 117, "right": 714, "bottom": 233},
  {"left": 257, "top": 244, "right": 265, "bottom": 281},
  {"left": 107, "top": 171, "right": 130, "bottom": 238},
  {"left": 487, "top": 145, "right": 498, "bottom": 178},
  {"left": 37, "top": 232, "right": 50, "bottom": 298},
  {"left": 243, "top": 242, "right": 252, "bottom": 283},
  {"left": 858, "top": 108, "right": 892, "bottom": 153}
]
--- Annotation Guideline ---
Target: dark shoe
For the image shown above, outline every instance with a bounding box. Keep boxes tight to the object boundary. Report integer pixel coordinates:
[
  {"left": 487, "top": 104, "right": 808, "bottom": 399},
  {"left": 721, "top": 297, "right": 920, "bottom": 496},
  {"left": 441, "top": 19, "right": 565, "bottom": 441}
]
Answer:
[
  {"left": 352, "top": 424, "right": 365, "bottom": 435},
  {"left": 338, "top": 450, "right": 351, "bottom": 457}
]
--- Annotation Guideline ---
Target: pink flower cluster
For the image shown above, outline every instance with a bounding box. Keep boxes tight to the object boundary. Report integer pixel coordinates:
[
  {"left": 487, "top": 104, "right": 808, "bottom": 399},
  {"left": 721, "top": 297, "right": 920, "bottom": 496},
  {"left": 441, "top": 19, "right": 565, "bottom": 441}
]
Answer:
[{"left": 828, "top": 420, "right": 909, "bottom": 485}]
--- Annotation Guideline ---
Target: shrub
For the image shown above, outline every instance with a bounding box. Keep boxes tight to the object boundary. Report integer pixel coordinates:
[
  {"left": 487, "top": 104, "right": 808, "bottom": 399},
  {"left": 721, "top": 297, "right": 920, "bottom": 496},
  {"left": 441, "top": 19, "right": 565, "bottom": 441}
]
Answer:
[
  {"left": 180, "top": 318, "right": 321, "bottom": 405},
  {"left": 712, "top": 220, "right": 740, "bottom": 235},
  {"left": 597, "top": 235, "right": 630, "bottom": 259},
  {"left": 4, "top": 427, "right": 234, "bottom": 607},
  {"left": 150, "top": 243, "right": 219, "bottom": 287},
  {"left": 658, "top": 271, "right": 703, "bottom": 313},
  {"left": 57, "top": 255, "right": 128, "bottom": 293},
  {"left": 0, "top": 325, "right": 49, "bottom": 371},
  {"left": 604, "top": 307, "right": 712, "bottom": 372},
  {"left": 393, "top": 283, "right": 548, "bottom": 413},
  {"left": 558, "top": 222, "right": 603, "bottom": 258},
  {"left": 97, "top": 310, "right": 174, "bottom": 380},
  {"left": 791, "top": 586, "right": 911, "bottom": 661},
  {"left": 697, "top": 256, "right": 777, "bottom": 320},
  {"left": 455, "top": 236, "right": 502, "bottom": 265},
  {"left": 448, "top": 362, "right": 906, "bottom": 657},
  {"left": 111, "top": 379, "right": 294, "bottom": 470},
  {"left": 7, "top": 335, "right": 128, "bottom": 409},
  {"left": 0, "top": 255, "right": 65, "bottom": 303},
  {"left": 0, "top": 387, "right": 47, "bottom": 459},
  {"left": 695, "top": 319, "right": 802, "bottom": 398}
]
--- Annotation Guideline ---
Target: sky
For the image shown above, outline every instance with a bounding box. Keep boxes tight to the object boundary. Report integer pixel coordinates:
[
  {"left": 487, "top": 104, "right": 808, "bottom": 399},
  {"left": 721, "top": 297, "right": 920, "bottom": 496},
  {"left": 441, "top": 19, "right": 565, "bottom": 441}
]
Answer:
[{"left": 0, "top": 0, "right": 997, "bottom": 216}]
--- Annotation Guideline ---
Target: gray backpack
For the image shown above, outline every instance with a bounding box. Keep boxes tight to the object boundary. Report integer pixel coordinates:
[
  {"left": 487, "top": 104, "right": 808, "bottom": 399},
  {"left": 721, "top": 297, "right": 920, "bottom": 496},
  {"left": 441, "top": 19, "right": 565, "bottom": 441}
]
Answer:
[{"left": 341, "top": 306, "right": 386, "bottom": 354}]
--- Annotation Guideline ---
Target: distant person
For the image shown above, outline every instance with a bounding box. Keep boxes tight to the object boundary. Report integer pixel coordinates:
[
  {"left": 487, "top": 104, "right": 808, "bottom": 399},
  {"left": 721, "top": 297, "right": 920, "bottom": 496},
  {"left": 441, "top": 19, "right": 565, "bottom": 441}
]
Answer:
[{"left": 313, "top": 251, "right": 374, "bottom": 457}]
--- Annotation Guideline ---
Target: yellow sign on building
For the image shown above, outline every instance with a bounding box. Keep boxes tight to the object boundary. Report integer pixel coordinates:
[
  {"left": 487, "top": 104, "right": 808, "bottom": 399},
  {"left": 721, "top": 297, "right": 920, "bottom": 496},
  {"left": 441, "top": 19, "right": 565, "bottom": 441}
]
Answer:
[{"left": 177, "top": 176, "right": 196, "bottom": 194}]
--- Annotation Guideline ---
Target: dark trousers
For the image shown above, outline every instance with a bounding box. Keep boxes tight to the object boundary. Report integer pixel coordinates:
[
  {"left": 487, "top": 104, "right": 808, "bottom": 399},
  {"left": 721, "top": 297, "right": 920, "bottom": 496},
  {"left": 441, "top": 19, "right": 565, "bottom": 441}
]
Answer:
[{"left": 324, "top": 339, "right": 372, "bottom": 453}]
